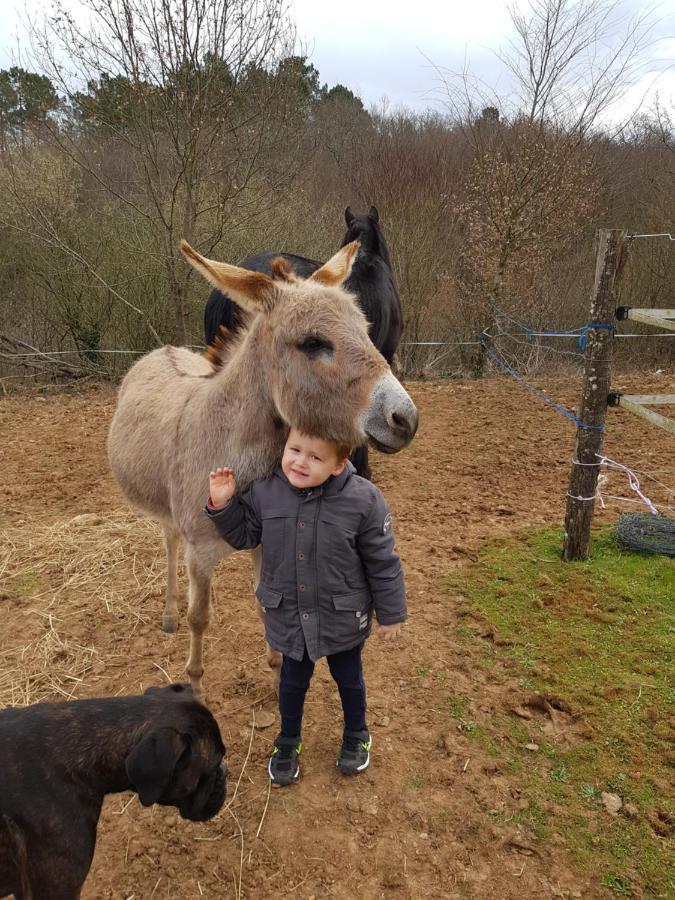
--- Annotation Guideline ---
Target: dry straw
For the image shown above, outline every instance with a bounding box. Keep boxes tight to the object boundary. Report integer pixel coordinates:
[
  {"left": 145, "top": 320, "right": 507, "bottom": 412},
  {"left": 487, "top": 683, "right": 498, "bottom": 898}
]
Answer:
[{"left": 0, "top": 511, "right": 166, "bottom": 708}]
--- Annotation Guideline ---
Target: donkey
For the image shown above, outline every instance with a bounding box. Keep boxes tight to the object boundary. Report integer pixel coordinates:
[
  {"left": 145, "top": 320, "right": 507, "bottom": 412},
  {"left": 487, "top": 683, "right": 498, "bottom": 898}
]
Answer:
[
  {"left": 203, "top": 206, "right": 403, "bottom": 479},
  {"left": 108, "top": 241, "right": 418, "bottom": 698}
]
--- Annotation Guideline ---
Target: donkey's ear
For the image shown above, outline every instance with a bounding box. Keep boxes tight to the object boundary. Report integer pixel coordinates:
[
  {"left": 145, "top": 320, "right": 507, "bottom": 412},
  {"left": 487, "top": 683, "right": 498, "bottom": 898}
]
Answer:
[
  {"left": 344, "top": 206, "right": 355, "bottom": 227},
  {"left": 180, "top": 241, "right": 277, "bottom": 313},
  {"left": 310, "top": 241, "right": 359, "bottom": 287},
  {"left": 368, "top": 205, "right": 379, "bottom": 223}
]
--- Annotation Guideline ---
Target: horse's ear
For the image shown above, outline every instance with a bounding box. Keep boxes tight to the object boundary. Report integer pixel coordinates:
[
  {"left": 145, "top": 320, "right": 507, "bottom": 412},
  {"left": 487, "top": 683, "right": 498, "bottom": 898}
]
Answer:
[
  {"left": 180, "top": 241, "right": 277, "bottom": 313},
  {"left": 368, "top": 205, "right": 379, "bottom": 223},
  {"left": 310, "top": 241, "right": 359, "bottom": 286},
  {"left": 344, "top": 206, "right": 355, "bottom": 227}
]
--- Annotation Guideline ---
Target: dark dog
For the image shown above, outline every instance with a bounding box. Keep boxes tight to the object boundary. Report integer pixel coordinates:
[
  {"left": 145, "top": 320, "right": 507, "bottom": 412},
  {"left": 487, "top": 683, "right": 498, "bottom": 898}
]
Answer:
[{"left": 0, "top": 684, "right": 226, "bottom": 900}]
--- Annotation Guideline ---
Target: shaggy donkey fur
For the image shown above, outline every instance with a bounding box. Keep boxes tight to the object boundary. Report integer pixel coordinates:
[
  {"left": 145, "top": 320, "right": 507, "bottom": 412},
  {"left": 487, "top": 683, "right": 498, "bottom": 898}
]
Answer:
[{"left": 108, "top": 242, "right": 418, "bottom": 696}]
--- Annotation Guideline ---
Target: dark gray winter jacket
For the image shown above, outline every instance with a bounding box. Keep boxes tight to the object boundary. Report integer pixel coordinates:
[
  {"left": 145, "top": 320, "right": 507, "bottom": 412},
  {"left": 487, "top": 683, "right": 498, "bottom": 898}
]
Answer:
[{"left": 205, "top": 462, "right": 407, "bottom": 661}]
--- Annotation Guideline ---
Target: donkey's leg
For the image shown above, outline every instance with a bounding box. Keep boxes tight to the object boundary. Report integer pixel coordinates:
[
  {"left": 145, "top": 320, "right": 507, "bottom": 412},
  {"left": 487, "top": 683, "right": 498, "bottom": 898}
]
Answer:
[
  {"left": 184, "top": 542, "right": 215, "bottom": 700},
  {"left": 251, "top": 546, "right": 282, "bottom": 688},
  {"left": 161, "top": 523, "right": 181, "bottom": 633}
]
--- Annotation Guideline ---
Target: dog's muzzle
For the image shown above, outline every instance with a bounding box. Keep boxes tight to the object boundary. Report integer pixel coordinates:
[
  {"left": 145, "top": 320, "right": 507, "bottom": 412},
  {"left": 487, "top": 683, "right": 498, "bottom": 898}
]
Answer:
[{"left": 178, "top": 763, "right": 227, "bottom": 822}]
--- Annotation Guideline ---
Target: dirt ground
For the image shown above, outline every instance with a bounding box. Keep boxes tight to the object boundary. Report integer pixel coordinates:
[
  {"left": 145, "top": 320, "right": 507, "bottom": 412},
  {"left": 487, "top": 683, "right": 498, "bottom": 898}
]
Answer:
[{"left": 1, "top": 373, "right": 673, "bottom": 899}]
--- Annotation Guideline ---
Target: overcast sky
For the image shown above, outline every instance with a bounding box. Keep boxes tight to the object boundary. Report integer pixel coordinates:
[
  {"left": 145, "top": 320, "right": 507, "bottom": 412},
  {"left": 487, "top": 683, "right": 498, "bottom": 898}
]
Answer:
[{"left": 1, "top": 0, "right": 673, "bottom": 121}]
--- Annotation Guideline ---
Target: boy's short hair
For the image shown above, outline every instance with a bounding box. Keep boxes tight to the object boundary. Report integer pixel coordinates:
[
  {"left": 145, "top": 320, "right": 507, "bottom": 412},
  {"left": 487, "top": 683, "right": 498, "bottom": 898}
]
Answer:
[
  {"left": 335, "top": 443, "right": 351, "bottom": 462},
  {"left": 291, "top": 429, "right": 351, "bottom": 463}
]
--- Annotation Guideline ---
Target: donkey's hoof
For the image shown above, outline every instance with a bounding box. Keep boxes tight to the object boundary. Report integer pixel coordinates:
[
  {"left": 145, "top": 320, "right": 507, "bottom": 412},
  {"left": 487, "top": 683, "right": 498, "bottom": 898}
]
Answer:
[{"left": 162, "top": 615, "right": 178, "bottom": 633}]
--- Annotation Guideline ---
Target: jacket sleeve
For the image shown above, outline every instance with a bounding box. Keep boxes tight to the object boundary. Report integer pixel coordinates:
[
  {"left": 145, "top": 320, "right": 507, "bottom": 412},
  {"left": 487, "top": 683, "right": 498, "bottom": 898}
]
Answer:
[
  {"left": 204, "top": 484, "right": 262, "bottom": 550},
  {"left": 356, "top": 489, "right": 407, "bottom": 625}
]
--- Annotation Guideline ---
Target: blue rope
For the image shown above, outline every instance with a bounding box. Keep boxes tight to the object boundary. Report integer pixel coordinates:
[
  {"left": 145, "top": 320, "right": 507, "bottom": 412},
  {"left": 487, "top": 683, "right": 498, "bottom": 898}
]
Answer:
[
  {"left": 490, "top": 299, "right": 614, "bottom": 351},
  {"left": 479, "top": 334, "right": 605, "bottom": 431}
]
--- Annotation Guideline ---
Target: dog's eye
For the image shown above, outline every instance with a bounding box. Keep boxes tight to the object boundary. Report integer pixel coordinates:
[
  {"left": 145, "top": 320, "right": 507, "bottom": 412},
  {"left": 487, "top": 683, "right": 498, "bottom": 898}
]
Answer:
[{"left": 297, "top": 335, "right": 334, "bottom": 359}]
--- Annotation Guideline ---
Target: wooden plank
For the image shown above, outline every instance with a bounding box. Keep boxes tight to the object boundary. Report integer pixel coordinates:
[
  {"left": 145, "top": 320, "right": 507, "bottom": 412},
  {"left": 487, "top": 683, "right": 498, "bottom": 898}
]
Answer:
[
  {"left": 627, "top": 310, "right": 675, "bottom": 331},
  {"left": 618, "top": 396, "right": 675, "bottom": 435},
  {"left": 621, "top": 394, "right": 675, "bottom": 405},
  {"left": 636, "top": 309, "right": 675, "bottom": 317}
]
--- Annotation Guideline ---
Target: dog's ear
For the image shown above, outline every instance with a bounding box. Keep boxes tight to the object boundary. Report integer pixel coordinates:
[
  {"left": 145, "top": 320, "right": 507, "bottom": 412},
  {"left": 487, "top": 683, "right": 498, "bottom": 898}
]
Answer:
[{"left": 125, "top": 727, "right": 189, "bottom": 806}]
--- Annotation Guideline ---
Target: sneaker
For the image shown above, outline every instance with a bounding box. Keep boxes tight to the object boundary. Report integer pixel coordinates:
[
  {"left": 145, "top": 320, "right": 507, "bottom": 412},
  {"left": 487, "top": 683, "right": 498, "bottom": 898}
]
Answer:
[
  {"left": 268, "top": 734, "right": 301, "bottom": 786},
  {"left": 336, "top": 729, "right": 371, "bottom": 775}
]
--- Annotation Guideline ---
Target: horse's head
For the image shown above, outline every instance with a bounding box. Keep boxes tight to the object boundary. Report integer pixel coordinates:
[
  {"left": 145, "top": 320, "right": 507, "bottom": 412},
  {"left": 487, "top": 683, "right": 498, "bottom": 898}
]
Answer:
[
  {"left": 342, "top": 206, "right": 391, "bottom": 266},
  {"left": 181, "top": 241, "right": 417, "bottom": 453}
]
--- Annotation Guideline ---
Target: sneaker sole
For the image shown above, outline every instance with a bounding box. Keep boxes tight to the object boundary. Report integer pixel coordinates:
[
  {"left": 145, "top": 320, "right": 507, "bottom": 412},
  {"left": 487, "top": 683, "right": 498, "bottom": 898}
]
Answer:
[
  {"left": 337, "top": 750, "right": 370, "bottom": 775},
  {"left": 268, "top": 757, "right": 300, "bottom": 787}
]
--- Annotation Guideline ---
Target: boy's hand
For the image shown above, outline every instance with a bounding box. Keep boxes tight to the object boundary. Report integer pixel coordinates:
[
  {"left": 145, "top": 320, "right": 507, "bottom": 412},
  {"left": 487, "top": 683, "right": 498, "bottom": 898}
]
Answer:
[
  {"left": 376, "top": 622, "right": 402, "bottom": 641},
  {"left": 209, "top": 467, "right": 237, "bottom": 508}
]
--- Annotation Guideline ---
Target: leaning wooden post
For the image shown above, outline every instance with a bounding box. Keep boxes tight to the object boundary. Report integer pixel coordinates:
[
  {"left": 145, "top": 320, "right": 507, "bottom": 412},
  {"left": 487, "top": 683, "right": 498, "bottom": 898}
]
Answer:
[{"left": 563, "top": 229, "right": 629, "bottom": 561}]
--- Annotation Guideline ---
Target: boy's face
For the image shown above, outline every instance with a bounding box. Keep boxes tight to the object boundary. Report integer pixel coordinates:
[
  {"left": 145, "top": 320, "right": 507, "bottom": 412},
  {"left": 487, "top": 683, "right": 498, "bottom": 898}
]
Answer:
[{"left": 281, "top": 429, "right": 347, "bottom": 489}]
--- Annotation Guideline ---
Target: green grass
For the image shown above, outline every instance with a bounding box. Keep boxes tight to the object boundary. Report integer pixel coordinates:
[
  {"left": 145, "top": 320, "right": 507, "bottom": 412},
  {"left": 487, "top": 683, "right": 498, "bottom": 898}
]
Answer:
[{"left": 448, "top": 526, "right": 674, "bottom": 898}]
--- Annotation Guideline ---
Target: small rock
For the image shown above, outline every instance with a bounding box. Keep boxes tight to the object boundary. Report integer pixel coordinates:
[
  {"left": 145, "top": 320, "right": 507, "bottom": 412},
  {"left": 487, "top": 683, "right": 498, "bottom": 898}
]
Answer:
[
  {"left": 364, "top": 802, "right": 378, "bottom": 816},
  {"left": 71, "top": 513, "right": 104, "bottom": 527},
  {"left": 251, "top": 710, "right": 275, "bottom": 728},
  {"left": 419, "top": 832, "right": 429, "bottom": 840},
  {"left": 374, "top": 715, "right": 390, "bottom": 728},
  {"left": 524, "top": 743, "right": 539, "bottom": 752},
  {"left": 601, "top": 792, "right": 622, "bottom": 815},
  {"left": 623, "top": 803, "right": 639, "bottom": 820}
]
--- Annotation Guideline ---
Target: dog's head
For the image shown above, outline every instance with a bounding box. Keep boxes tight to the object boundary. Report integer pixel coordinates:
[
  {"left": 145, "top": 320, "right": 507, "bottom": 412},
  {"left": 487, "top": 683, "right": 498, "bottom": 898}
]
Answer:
[{"left": 125, "top": 684, "right": 226, "bottom": 821}]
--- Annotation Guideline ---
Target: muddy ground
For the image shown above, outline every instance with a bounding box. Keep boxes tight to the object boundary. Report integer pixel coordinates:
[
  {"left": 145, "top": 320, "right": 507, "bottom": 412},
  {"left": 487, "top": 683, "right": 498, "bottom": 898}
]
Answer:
[{"left": 1, "top": 373, "right": 672, "bottom": 899}]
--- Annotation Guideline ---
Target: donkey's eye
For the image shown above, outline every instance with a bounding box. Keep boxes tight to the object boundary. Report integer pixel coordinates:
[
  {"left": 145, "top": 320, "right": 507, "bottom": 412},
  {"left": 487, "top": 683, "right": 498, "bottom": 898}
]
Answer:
[{"left": 297, "top": 335, "right": 335, "bottom": 358}]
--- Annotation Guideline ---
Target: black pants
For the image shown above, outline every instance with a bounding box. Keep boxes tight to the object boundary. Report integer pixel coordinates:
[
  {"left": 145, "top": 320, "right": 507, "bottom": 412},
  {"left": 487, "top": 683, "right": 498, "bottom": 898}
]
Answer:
[{"left": 279, "top": 643, "right": 367, "bottom": 737}]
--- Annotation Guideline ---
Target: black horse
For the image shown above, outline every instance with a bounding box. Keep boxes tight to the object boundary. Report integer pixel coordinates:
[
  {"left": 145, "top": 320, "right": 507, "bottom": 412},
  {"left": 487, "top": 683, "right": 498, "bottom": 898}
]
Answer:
[{"left": 203, "top": 206, "right": 403, "bottom": 479}]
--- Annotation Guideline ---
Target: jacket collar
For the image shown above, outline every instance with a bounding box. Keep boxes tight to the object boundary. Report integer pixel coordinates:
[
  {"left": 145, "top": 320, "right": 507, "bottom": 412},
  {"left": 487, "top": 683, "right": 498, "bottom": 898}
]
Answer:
[{"left": 273, "top": 460, "right": 355, "bottom": 497}]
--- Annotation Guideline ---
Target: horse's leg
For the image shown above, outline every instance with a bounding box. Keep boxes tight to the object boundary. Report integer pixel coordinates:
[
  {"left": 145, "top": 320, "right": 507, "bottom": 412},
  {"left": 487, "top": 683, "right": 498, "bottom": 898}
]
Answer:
[
  {"left": 161, "top": 523, "right": 181, "bottom": 633},
  {"left": 184, "top": 542, "right": 215, "bottom": 700},
  {"left": 349, "top": 444, "right": 372, "bottom": 481},
  {"left": 252, "top": 546, "right": 282, "bottom": 688}
]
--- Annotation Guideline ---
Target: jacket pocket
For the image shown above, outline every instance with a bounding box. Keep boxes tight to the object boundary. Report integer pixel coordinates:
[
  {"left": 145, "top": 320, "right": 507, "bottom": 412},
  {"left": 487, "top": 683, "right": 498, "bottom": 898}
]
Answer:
[
  {"left": 255, "top": 583, "right": 283, "bottom": 609},
  {"left": 331, "top": 590, "right": 371, "bottom": 643},
  {"left": 332, "top": 590, "right": 370, "bottom": 612}
]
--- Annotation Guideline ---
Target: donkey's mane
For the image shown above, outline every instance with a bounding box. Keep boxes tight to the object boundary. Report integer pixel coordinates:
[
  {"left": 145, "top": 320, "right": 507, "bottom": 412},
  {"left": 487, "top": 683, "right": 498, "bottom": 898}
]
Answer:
[{"left": 203, "top": 325, "right": 234, "bottom": 373}]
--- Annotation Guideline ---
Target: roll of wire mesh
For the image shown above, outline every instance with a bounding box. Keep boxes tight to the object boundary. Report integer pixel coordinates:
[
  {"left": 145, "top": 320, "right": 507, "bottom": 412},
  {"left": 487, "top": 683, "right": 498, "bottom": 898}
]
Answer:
[{"left": 616, "top": 513, "right": 675, "bottom": 557}]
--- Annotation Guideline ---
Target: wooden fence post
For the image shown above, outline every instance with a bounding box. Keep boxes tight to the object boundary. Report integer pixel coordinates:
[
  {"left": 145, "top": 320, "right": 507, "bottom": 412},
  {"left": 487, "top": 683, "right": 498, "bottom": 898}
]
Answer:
[{"left": 562, "top": 229, "right": 629, "bottom": 561}]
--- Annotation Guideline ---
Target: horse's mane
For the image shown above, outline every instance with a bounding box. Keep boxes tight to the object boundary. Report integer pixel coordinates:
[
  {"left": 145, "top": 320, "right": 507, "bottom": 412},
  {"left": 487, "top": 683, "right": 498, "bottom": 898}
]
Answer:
[{"left": 203, "top": 257, "right": 295, "bottom": 371}]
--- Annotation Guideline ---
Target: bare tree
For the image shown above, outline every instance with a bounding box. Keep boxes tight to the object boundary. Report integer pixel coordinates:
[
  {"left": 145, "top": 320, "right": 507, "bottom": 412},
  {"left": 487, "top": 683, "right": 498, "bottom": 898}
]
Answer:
[
  {"left": 435, "top": 0, "right": 659, "bottom": 352},
  {"left": 28, "top": 0, "right": 296, "bottom": 343}
]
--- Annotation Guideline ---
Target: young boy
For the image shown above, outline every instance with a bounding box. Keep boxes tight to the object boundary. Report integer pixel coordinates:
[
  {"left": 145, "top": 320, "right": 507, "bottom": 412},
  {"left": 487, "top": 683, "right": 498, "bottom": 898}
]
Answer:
[{"left": 205, "top": 427, "right": 407, "bottom": 786}]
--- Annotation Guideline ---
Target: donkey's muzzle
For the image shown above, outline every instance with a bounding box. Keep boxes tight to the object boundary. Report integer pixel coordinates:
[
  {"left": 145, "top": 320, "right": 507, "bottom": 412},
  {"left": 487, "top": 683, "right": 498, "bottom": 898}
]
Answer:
[{"left": 362, "top": 373, "right": 418, "bottom": 453}]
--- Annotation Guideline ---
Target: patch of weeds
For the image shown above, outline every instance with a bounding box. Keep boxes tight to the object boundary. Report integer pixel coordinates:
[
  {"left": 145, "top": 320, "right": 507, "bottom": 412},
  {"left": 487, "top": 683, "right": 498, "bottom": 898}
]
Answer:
[
  {"left": 600, "top": 873, "right": 633, "bottom": 896},
  {"left": 525, "top": 802, "right": 550, "bottom": 841},
  {"left": 580, "top": 783, "right": 598, "bottom": 803},
  {"left": 405, "top": 774, "right": 423, "bottom": 790},
  {"left": 439, "top": 694, "right": 467, "bottom": 719},
  {"left": 550, "top": 763, "right": 569, "bottom": 784},
  {"left": 606, "top": 773, "right": 627, "bottom": 794},
  {"left": 456, "top": 623, "right": 475, "bottom": 639},
  {"left": 415, "top": 665, "right": 429, "bottom": 678},
  {"left": 447, "top": 525, "right": 674, "bottom": 897}
]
